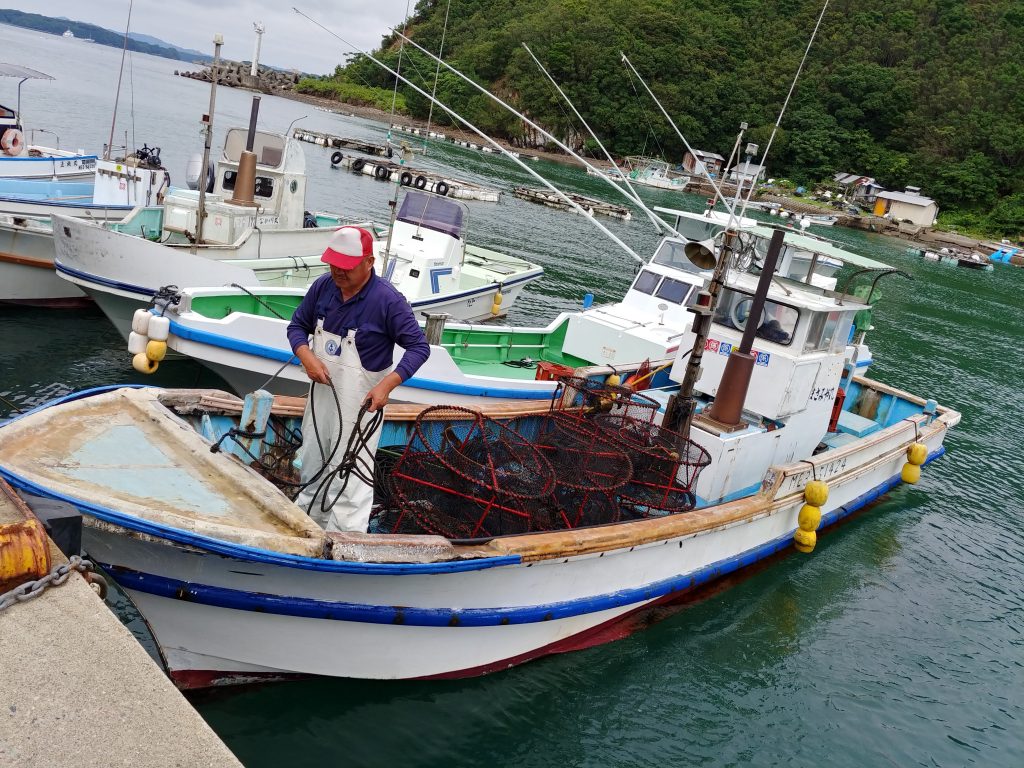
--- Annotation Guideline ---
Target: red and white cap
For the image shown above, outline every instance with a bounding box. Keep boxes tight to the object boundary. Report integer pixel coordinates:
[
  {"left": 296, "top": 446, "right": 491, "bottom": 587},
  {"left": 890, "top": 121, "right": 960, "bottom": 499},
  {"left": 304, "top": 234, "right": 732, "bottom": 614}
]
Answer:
[{"left": 321, "top": 226, "right": 375, "bottom": 269}]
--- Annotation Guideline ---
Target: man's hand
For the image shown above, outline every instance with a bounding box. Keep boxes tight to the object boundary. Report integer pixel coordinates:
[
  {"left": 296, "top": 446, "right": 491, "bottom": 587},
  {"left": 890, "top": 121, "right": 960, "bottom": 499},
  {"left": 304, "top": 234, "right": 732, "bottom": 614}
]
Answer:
[
  {"left": 364, "top": 372, "right": 403, "bottom": 412},
  {"left": 296, "top": 345, "right": 331, "bottom": 385}
]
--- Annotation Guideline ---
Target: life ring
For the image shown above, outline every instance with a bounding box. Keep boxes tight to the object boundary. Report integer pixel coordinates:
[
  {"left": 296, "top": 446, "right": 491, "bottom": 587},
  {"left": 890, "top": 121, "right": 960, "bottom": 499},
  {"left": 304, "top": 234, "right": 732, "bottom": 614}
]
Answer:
[
  {"left": 400, "top": 171, "right": 413, "bottom": 187},
  {"left": 435, "top": 181, "right": 449, "bottom": 197},
  {"left": 330, "top": 150, "right": 343, "bottom": 166},
  {"left": 1, "top": 128, "right": 24, "bottom": 156},
  {"left": 414, "top": 175, "right": 427, "bottom": 189},
  {"left": 730, "top": 298, "right": 766, "bottom": 331},
  {"left": 351, "top": 158, "right": 366, "bottom": 173},
  {"left": 374, "top": 165, "right": 390, "bottom": 180}
]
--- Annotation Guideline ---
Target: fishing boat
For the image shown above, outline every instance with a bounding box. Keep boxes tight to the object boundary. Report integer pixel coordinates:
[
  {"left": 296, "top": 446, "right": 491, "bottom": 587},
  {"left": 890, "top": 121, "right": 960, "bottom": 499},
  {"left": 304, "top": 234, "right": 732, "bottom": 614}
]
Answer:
[
  {"left": 0, "top": 147, "right": 170, "bottom": 307},
  {"left": 142, "top": 210, "right": 880, "bottom": 403},
  {"left": 0, "top": 240, "right": 960, "bottom": 686},
  {"left": 622, "top": 156, "right": 691, "bottom": 192},
  {"left": 52, "top": 128, "right": 540, "bottom": 334},
  {"left": 0, "top": 63, "right": 99, "bottom": 180}
]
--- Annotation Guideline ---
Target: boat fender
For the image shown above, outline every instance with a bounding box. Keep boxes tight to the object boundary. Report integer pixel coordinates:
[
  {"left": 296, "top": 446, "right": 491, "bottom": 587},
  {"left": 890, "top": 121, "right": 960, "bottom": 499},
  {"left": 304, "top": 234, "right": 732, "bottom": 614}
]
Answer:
[
  {"left": 605, "top": 372, "right": 621, "bottom": 387},
  {"left": 793, "top": 526, "right": 817, "bottom": 553},
  {"left": 330, "top": 151, "right": 343, "bottom": 166},
  {"left": 901, "top": 441, "right": 927, "bottom": 484},
  {"left": 351, "top": 158, "right": 366, "bottom": 173},
  {"left": 146, "top": 340, "right": 168, "bottom": 362},
  {"left": 804, "top": 479, "right": 829, "bottom": 507},
  {"left": 127, "top": 331, "right": 148, "bottom": 355},
  {"left": 131, "top": 308, "right": 151, "bottom": 335},
  {"left": 375, "top": 165, "right": 390, "bottom": 180},
  {"left": 132, "top": 352, "right": 159, "bottom": 374},
  {"left": 400, "top": 171, "right": 413, "bottom": 187},
  {"left": 490, "top": 288, "right": 503, "bottom": 316},
  {"left": 435, "top": 181, "right": 449, "bottom": 196},
  {"left": 795, "top": 479, "right": 828, "bottom": 552},
  {"left": 0, "top": 128, "right": 24, "bottom": 156},
  {"left": 414, "top": 175, "right": 427, "bottom": 189},
  {"left": 148, "top": 315, "right": 170, "bottom": 342}
]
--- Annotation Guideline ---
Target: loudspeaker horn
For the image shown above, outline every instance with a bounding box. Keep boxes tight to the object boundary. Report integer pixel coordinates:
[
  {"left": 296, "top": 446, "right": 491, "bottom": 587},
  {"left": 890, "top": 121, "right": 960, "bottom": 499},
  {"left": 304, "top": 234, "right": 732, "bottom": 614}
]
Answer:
[{"left": 683, "top": 238, "right": 718, "bottom": 270}]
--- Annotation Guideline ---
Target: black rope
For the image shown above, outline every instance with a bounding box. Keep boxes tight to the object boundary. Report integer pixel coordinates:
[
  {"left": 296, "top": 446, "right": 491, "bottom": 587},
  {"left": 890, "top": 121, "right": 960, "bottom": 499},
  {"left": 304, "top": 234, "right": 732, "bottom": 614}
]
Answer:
[
  {"left": 228, "top": 283, "right": 288, "bottom": 321},
  {"left": 210, "top": 426, "right": 267, "bottom": 454},
  {"left": 310, "top": 401, "right": 385, "bottom": 517}
]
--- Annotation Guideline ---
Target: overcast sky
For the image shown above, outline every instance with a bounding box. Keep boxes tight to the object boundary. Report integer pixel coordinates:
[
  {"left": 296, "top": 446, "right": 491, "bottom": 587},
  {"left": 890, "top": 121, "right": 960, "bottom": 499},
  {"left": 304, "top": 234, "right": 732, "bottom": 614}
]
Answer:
[{"left": 10, "top": 0, "right": 413, "bottom": 74}]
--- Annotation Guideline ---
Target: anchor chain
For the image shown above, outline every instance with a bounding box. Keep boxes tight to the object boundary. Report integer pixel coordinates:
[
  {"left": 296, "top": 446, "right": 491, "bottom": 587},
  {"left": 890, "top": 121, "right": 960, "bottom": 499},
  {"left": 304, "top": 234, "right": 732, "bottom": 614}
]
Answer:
[{"left": 0, "top": 555, "right": 97, "bottom": 613}]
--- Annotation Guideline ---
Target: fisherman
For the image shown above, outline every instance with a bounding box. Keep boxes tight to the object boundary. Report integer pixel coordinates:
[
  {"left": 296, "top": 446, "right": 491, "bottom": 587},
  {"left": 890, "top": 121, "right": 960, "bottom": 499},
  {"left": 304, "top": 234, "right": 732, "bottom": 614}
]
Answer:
[{"left": 287, "top": 226, "right": 430, "bottom": 532}]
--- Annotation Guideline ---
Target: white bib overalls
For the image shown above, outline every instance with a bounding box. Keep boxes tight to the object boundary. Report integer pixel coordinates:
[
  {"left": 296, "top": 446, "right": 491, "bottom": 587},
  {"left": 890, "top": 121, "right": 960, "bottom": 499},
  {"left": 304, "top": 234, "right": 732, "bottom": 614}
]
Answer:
[{"left": 294, "top": 321, "right": 388, "bottom": 532}]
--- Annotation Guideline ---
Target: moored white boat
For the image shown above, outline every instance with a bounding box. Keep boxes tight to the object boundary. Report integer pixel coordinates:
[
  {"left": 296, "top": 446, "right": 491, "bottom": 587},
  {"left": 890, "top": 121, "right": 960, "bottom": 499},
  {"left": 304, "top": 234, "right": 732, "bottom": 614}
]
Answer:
[{"left": 0, "top": 63, "right": 99, "bottom": 180}]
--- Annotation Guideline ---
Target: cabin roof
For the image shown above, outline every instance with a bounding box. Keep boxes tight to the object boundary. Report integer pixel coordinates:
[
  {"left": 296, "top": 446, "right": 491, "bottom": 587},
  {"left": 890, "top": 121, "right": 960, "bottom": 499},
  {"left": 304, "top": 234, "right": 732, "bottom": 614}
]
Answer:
[
  {"left": 876, "top": 190, "right": 935, "bottom": 206},
  {"left": 725, "top": 270, "right": 870, "bottom": 312},
  {"left": 0, "top": 63, "right": 54, "bottom": 80},
  {"left": 747, "top": 225, "right": 891, "bottom": 270},
  {"left": 691, "top": 149, "right": 725, "bottom": 161}
]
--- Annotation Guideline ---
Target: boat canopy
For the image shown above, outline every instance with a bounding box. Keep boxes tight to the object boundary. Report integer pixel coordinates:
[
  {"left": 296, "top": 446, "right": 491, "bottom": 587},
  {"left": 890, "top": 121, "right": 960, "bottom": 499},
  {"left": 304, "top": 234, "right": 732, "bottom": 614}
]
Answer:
[
  {"left": 748, "top": 224, "right": 890, "bottom": 270},
  {"left": 0, "top": 64, "right": 54, "bottom": 80},
  {"left": 397, "top": 191, "right": 463, "bottom": 239}
]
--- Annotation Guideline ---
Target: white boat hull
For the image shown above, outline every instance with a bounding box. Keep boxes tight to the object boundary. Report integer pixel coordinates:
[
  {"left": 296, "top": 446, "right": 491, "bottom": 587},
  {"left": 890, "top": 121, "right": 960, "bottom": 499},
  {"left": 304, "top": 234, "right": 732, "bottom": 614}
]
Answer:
[
  {"left": 0, "top": 217, "right": 86, "bottom": 305},
  {"left": 0, "top": 151, "right": 97, "bottom": 180},
  {"left": 68, "top": 410, "right": 952, "bottom": 686}
]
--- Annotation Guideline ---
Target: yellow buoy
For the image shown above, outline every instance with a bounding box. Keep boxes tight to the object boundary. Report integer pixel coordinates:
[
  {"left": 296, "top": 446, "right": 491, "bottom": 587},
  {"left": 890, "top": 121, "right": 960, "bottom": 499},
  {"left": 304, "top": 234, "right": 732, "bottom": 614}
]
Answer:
[
  {"left": 146, "top": 340, "right": 168, "bottom": 362},
  {"left": 804, "top": 479, "right": 829, "bottom": 507},
  {"left": 793, "top": 527, "right": 817, "bottom": 553},
  {"left": 907, "top": 442, "right": 928, "bottom": 466},
  {"left": 797, "top": 503, "right": 822, "bottom": 532},
  {"left": 901, "top": 462, "right": 921, "bottom": 484},
  {"left": 490, "top": 290, "right": 503, "bottom": 316},
  {"left": 605, "top": 373, "right": 621, "bottom": 387},
  {"left": 132, "top": 352, "right": 159, "bottom": 374}
]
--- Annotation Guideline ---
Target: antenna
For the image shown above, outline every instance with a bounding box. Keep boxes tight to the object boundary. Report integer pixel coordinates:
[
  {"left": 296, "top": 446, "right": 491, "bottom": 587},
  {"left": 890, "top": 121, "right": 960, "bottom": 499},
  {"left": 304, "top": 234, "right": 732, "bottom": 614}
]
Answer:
[{"left": 251, "top": 22, "right": 265, "bottom": 77}]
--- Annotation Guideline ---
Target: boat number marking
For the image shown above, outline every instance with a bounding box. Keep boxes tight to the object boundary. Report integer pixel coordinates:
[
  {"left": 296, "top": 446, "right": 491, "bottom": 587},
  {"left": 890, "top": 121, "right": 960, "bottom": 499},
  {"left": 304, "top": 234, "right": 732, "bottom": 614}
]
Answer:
[
  {"left": 781, "top": 456, "right": 849, "bottom": 493},
  {"left": 705, "top": 338, "right": 770, "bottom": 366},
  {"left": 809, "top": 386, "right": 837, "bottom": 402}
]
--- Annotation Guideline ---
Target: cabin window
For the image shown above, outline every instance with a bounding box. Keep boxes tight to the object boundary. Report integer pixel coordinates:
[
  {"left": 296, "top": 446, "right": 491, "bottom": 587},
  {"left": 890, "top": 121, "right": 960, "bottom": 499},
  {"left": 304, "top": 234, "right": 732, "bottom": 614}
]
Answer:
[
  {"left": 222, "top": 171, "right": 236, "bottom": 190},
  {"left": 655, "top": 277, "right": 692, "bottom": 304},
  {"left": 0, "top": 104, "right": 14, "bottom": 119},
  {"left": 713, "top": 288, "right": 799, "bottom": 346},
  {"left": 652, "top": 241, "right": 694, "bottom": 271},
  {"left": 632, "top": 269, "right": 661, "bottom": 295},
  {"left": 803, "top": 310, "right": 844, "bottom": 353},
  {"left": 254, "top": 177, "right": 275, "bottom": 198}
]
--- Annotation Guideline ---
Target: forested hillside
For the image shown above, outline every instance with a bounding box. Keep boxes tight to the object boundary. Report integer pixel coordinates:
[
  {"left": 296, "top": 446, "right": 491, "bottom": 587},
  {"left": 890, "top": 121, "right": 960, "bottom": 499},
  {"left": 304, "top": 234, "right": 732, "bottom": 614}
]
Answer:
[{"left": 305, "top": 0, "right": 1024, "bottom": 235}]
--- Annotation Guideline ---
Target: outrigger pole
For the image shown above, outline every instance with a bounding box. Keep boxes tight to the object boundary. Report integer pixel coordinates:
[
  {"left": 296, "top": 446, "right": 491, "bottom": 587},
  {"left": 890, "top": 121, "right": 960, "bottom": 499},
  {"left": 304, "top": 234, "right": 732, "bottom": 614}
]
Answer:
[
  {"left": 519, "top": 43, "right": 669, "bottom": 235},
  {"left": 394, "top": 31, "right": 685, "bottom": 241},
  {"left": 294, "top": 7, "right": 644, "bottom": 264}
]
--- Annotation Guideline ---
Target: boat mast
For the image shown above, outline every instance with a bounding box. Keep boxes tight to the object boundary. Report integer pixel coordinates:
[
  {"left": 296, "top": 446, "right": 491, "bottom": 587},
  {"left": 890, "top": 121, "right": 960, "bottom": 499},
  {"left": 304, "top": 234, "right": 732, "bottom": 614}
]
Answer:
[
  {"left": 422, "top": 0, "right": 452, "bottom": 154},
  {"left": 194, "top": 34, "right": 223, "bottom": 252},
  {"left": 385, "top": 0, "right": 412, "bottom": 147},
  {"left": 104, "top": 0, "right": 134, "bottom": 161}
]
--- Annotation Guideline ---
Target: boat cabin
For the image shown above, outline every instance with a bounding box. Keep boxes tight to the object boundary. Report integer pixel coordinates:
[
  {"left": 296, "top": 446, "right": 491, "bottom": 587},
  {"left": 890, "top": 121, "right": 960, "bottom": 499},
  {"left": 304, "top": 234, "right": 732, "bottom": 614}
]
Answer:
[
  {"left": 670, "top": 270, "right": 870, "bottom": 504},
  {"left": 161, "top": 129, "right": 308, "bottom": 244},
  {"left": 379, "top": 191, "right": 467, "bottom": 298}
]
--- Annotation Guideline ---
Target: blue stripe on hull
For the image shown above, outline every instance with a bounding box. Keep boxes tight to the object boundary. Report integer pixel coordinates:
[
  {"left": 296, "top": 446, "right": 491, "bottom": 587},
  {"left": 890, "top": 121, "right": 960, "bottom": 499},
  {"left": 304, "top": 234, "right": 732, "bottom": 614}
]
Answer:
[{"left": 94, "top": 447, "right": 946, "bottom": 627}]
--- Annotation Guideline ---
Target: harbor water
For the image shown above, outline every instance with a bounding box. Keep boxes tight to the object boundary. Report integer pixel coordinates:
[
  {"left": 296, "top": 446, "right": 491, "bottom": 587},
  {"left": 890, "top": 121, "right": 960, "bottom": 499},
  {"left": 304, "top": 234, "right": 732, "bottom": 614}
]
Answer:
[{"left": 1, "top": 24, "right": 1022, "bottom": 767}]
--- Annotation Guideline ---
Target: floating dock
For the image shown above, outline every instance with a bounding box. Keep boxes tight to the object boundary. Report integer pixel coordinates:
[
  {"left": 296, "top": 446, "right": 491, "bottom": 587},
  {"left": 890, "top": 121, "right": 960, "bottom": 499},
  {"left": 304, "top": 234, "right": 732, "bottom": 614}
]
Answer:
[
  {"left": 0, "top": 479, "right": 240, "bottom": 767},
  {"left": 334, "top": 155, "right": 501, "bottom": 202},
  {"left": 293, "top": 129, "right": 392, "bottom": 158},
  {"left": 513, "top": 186, "right": 632, "bottom": 220},
  {"left": 390, "top": 123, "right": 523, "bottom": 158}
]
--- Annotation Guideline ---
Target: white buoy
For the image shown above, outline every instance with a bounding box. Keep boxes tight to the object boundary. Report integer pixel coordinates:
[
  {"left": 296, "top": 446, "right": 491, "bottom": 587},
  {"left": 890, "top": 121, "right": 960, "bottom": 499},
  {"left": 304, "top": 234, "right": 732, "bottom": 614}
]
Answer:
[
  {"left": 128, "top": 331, "right": 148, "bottom": 355},
  {"left": 148, "top": 315, "right": 170, "bottom": 342},
  {"left": 131, "top": 308, "right": 151, "bottom": 335}
]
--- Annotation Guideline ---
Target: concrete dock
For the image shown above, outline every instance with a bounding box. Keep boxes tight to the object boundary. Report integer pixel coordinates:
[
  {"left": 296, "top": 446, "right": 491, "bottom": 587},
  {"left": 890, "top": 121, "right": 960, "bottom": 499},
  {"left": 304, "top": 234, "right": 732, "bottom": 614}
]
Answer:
[{"left": 1, "top": 541, "right": 241, "bottom": 767}]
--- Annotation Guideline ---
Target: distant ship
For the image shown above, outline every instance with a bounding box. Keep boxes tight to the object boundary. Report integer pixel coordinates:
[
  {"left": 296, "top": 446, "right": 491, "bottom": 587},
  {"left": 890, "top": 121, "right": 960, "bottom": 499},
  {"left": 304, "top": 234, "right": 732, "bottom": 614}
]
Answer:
[{"left": 62, "top": 29, "right": 74, "bottom": 38}]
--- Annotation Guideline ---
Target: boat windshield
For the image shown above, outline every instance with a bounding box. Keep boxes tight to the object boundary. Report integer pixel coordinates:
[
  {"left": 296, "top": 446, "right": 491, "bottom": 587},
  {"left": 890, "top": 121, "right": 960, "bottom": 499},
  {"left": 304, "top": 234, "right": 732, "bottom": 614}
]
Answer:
[
  {"left": 651, "top": 240, "right": 701, "bottom": 274},
  {"left": 397, "top": 192, "right": 463, "bottom": 239},
  {"left": 630, "top": 268, "right": 697, "bottom": 305},
  {"left": 713, "top": 287, "right": 800, "bottom": 346}
]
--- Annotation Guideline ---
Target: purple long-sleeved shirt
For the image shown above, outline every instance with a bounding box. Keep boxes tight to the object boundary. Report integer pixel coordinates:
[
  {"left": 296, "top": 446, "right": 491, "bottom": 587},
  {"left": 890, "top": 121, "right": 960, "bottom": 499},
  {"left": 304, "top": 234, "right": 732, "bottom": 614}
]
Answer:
[{"left": 286, "top": 273, "right": 429, "bottom": 382}]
